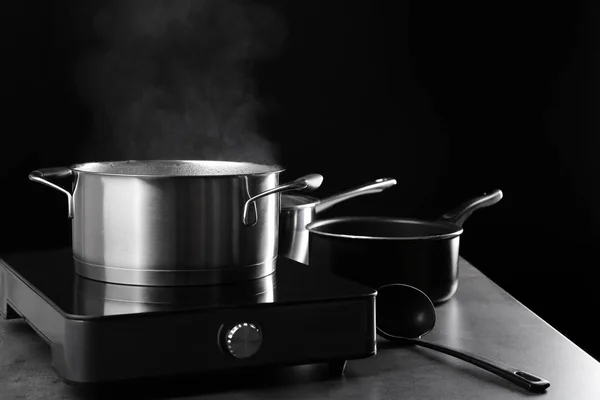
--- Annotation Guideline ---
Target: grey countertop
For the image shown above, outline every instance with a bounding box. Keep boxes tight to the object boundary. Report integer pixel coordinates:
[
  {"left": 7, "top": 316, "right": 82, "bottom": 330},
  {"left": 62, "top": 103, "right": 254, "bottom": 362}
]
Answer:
[{"left": 1, "top": 258, "right": 599, "bottom": 399}]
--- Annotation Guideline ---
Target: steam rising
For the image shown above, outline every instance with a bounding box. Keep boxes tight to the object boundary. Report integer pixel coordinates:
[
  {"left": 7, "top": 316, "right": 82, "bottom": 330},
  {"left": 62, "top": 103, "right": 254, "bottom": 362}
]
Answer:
[{"left": 76, "top": 0, "right": 286, "bottom": 164}]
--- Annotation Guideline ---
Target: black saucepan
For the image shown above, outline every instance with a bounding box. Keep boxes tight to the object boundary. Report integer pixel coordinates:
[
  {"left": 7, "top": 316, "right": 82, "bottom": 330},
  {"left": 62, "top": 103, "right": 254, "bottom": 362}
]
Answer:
[{"left": 306, "top": 190, "right": 503, "bottom": 303}]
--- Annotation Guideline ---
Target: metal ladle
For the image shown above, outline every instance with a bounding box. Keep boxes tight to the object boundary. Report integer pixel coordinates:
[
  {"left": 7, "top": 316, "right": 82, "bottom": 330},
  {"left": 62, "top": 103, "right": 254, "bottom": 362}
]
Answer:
[{"left": 376, "top": 284, "right": 551, "bottom": 393}]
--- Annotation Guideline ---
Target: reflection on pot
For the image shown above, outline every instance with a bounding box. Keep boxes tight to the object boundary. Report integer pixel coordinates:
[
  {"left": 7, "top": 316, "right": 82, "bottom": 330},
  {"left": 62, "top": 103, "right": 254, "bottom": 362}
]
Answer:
[{"left": 73, "top": 271, "right": 276, "bottom": 316}]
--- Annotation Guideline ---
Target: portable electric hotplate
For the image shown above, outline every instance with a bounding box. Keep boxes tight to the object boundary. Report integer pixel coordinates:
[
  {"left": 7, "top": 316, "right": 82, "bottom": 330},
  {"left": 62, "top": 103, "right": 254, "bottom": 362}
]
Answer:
[{"left": 0, "top": 248, "right": 376, "bottom": 385}]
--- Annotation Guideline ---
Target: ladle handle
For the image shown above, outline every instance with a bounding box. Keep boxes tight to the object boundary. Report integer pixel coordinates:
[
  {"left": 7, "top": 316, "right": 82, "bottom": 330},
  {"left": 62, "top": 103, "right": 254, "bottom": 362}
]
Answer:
[
  {"left": 315, "top": 177, "right": 397, "bottom": 214},
  {"left": 411, "top": 339, "right": 550, "bottom": 393},
  {"left": 438, "top": 189, "right": 503, "bottom": 227}
]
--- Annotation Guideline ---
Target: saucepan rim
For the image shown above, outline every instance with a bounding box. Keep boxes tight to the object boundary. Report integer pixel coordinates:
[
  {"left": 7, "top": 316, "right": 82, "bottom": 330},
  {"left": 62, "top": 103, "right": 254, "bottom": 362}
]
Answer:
[{"left": 306, "top": 216, "right": 463, "bottom": 241}]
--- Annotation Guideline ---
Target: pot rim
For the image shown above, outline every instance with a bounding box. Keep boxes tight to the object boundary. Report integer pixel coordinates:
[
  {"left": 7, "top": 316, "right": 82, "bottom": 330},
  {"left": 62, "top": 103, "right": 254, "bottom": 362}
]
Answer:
[
  {"left": 69, "top": 160, "right": 285, "bottom": 178},
  {"left": 306, "top": 216, "right": 463, "bottom": 241}
]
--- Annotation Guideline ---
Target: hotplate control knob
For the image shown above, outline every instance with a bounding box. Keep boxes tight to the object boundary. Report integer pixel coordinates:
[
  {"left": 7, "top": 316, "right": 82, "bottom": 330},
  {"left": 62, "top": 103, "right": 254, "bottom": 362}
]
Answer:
[{"left": 225, "top": 322, "right": 263, "bottom": 359}]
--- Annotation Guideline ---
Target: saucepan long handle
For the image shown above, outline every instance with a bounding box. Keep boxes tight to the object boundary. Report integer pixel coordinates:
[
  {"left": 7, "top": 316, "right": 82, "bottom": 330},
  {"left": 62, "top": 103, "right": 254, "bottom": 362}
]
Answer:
[
  {"left": 314, "top": 177, "right": 397, "bottom": 214},
  {"left": 29, "top": 167, "right": 75, "bottom": 219},
  {"left": 243, "top": 174, "right": 324, "bottom": 226},
  {"left": 438, "top": 189, "right": 503, "bottom": 227}
]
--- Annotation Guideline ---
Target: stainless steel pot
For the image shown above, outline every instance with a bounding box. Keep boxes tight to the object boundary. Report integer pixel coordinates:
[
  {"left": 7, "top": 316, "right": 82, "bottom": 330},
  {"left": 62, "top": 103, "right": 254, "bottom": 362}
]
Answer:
[
  {"left": 280, "top": 177, "right": 397, "bottom": 264},
  {"left": 29, "top": 160, "right": 323, "bottom": 286}
]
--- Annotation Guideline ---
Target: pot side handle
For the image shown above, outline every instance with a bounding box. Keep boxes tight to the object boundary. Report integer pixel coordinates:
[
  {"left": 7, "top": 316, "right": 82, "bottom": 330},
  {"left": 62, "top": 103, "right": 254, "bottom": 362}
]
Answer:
[
  {"left": 28, "top": 167, "right": 74, "bottom": 219},
  {"left": 243, "top": 174, "right": 324, "bottom": 226},
  {"left": 438, "top": 189, "right": 503, "bottom": 227}
]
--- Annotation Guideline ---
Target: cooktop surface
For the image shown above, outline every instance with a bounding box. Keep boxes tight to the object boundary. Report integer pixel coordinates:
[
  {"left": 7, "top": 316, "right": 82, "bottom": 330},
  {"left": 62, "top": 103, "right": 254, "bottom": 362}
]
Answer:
[{"left": 0, "top": 248, "right": 375, "bottom": 318}]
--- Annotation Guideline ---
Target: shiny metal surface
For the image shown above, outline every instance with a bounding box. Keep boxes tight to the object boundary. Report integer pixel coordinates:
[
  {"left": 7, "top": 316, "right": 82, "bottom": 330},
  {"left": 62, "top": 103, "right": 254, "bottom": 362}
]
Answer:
[
  {"left": 28, "top": 167, "right": 74, "bottom": 218},
  {"left": 72, "top": 257, "right": 277, "bottom": 287},
  {"left": 242, "top": 173, "right": 323, "bottom": 226},
  {"left": 280, "top": 178, "right": 397, "bottom": 264},
  {"left": 70, "top": 159, "right": 285, "bottom": 176},
  {"left": 29, "top": 160, "right": 321, "bottom": 286},
  {"left": 74, "top": 271, "right": 276, "bottom": 316},
  {"left": 71, "top": 169, "right": 281, "bottom": 286},
  {"left": 279, "top": 206, "right": 314, "bottom": 264},
  {"left": 314, "top": 177, "right": 397, "bottom": 213}
]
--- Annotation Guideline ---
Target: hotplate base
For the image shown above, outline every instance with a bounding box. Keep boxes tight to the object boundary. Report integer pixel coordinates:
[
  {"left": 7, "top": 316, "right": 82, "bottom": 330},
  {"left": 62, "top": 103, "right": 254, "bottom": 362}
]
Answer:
[{"left": 0, "top": 248, "right": 376, "bottom": 384}]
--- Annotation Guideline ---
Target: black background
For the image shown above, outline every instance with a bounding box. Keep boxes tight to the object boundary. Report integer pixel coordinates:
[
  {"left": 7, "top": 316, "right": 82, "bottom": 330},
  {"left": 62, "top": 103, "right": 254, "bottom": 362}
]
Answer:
[{"left": 3, "top": 0, "right": 599, "bottom": 361}]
